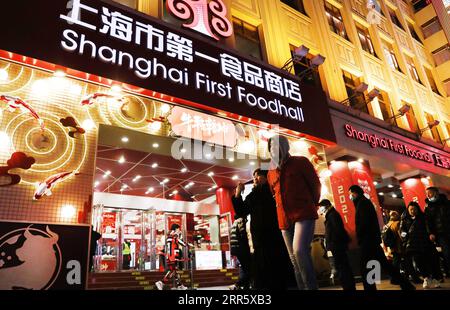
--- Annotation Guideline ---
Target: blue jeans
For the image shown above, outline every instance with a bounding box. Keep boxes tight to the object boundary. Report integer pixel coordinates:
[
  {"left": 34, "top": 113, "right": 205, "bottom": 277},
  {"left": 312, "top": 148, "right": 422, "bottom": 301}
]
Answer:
[{"left": 281, "top": 220, "right": 318, "bottom": 290}]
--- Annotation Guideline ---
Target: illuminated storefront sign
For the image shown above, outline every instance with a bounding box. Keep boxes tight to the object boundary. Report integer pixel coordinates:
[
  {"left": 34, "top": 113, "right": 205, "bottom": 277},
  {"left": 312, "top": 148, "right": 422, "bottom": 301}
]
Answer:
[
  {"left": 0, "top": 0, "right": 335, "bottom": 142},
  {"left": 344, "top": 124, "right": 450, "bottom": 170}
]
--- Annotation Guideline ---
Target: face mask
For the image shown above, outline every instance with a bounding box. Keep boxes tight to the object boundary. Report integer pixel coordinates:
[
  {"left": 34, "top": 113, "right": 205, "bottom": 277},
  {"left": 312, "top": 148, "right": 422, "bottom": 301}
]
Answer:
[
  {"left": 319, "top": 206, "right": 327, "bottom": 215},
  {"left": 429, "top": 197, "right": 437, "bottom": 202},
  {"left": 349, "top": 194, "right": 355, "bottom": 201}
]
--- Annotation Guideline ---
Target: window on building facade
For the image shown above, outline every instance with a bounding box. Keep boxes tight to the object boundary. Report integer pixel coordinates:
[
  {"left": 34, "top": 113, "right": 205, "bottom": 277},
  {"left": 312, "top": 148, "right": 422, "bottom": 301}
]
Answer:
[
  {"left": 112, "top": 0, "right": 137, "bottom": 9},
  {"left": 412, "top": 0, "right": 431, "bottom": 13},
  {"left": 405, "top": 55, "right": 422, "bottom": 84},
  {"left": 424, "top": 112, "right": 442, "bottom": 143},
  {"left": 325, "top": 2, "right": 349, "bottom": 41},
  {"left": 382, "top": 41, "right": 402, "bottom": 72},
  {"left": 421, "top": 17, "right": 443, "bottom": 39},
  {"left": 443, "top": 79, "right": 450, "bottom": 97},
  {"left": 404, "top": 103, "right": 420, "bottom": 135},
  {"left": 377, "top": 91, "right": 397, "bottom": 126},
  {"left": 424, "top": 67, "right": 440, "bottom": 95},
  {"left": 432, "top": 44, "right": 450, "bottom": 66},
  {"left": 281, "top": 0, "right": 307, "bottom": 15},
  {"left": 388, "top": 7, "right": 404, "bottom": 30},
  {"left": 446, "top": 122, "right": 450, "bottom": 141},
  {"left": 233, "top": 18, "right": 263, "bottom": 60},
  {"left": 407, "top": 22, "right": 422, "bottom": 43},
  {"left": 356, "top": 23, "right": 377, "bottom": 57},
  {"left": 342, "top": 71, "right": 368, "bottom": 113}
]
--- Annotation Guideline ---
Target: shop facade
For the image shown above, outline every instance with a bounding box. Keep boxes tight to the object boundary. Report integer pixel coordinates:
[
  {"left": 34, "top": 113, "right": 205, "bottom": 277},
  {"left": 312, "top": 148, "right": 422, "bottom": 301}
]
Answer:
[{"left": 0, "top": 0, "right": 336, "bottom": 283}]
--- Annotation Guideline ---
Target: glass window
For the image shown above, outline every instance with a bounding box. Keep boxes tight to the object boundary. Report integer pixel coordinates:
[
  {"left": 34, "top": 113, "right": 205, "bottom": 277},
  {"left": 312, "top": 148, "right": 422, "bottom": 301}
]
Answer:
[
  {"left": 382, "top": 41, "right": 402, "bottom": 72},
  {"left": 112, "top": 0, "right": 137, "bottom": 9},
  {"left": 412, "top": 0, "right": 431, "bottom": 13},
  {"left": 432, "top": 44, "right": 450, "bottom": 66},
  {"left": 377, "top": 91, "right": 396, "bottom": 126},
  {"left": 233, "top": 17, "right": 263, "bottom": 60},
  {"left": 342, "top": 71, "right": 368, "bottom": 113},
  {"left": 421, "top": 17, "right": 443, "bottom": 39},
  {"left": 425, "top": 112, "right": 442, "bottom": 143},
  {"left": 424, "top": 67, "right": 440, "bottom": 95},
  {"left": 388, "top": 7, "right": 404, "bottom": 30},
  {"left": 443, "top": 79, "right": 450, "bottom": 97},
  {"left": 325, "top": 2, "right": 349, "bottom": 40},
  {"left": 404, "top": 103, "right": 420, "bottom": 135},
  {"left": 281, "top": 0, "right": 307, "bottom": 15},
  {"left": 405, "top": 55, "right": 422, "bottom": 84},
  {"left": 407, "top": 22, "right": 422, "bottom": 43},
  {"left": 356, "top": 23, "right": 377, "bottom": 57}
]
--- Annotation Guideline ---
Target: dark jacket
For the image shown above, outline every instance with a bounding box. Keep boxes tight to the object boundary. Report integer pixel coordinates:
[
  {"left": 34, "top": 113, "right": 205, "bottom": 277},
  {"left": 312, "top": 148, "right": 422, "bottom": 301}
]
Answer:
[
  {"left": 231, "top": 183, "right": 283, "bottom": 249},
  {"left": 400, "top": 211, "right": 433, "bottom": 254},
  {"left": 230, "top": 217, "right": 249, "bottom": 257},
  {"left": 354, "top": 195, "right": 382, "bottom": 248},
  {"left": 267, "top": 156, "right": 321, "bottom": 230},
  {"left": 324, "top": 207, "right": 350, "bottom": 252},
  {"left": 425, "top": 194, "right": 450, "bottom": 237}
]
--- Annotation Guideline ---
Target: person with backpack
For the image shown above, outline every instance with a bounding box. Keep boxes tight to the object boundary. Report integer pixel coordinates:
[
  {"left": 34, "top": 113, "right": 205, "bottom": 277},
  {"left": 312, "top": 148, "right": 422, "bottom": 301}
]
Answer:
[
  {"left": 319, "top": 199, "right": 355, "bottom": 290},
  {"left": 400, "top": 202, "right": 441, "bottom": 289}
]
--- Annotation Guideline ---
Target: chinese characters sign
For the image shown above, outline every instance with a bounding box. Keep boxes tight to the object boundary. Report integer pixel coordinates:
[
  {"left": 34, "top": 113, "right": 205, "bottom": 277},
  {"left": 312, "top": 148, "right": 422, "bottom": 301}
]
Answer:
[{"left": 0, "top": 0, "right": 335, "bottom": 142}]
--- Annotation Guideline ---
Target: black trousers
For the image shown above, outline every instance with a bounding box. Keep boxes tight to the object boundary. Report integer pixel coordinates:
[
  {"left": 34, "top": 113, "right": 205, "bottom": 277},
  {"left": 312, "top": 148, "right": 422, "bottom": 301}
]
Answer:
[
  {"left": 332, "top": 249, "right": 356, "bottom": 291},
  {"left": 360, "top": 244, "right": 413, "bottom": 290},
  {"left": 236, "top": 251, "right": 252, "bottom": 288}
]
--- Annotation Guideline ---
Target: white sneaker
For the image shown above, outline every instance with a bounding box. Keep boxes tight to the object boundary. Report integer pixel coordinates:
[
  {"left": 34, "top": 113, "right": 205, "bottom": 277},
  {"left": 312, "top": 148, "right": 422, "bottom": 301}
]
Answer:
[
  {"left": 177, "top": 284, "right": 188, "bottom": 290},
  {"left": 155, "top": 281, "right": 164, "bottom": 290},
  {"left": 422, "top": 278, "right": 430, "bottom": 289},
  {"left": 431, "top": 279, "right": 441, "bottom": 288}
]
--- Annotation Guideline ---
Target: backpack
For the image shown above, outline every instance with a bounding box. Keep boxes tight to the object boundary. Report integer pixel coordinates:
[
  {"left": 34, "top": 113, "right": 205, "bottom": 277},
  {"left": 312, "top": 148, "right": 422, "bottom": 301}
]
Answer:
[{"left": 381, "top": 225, "right": 396, "bottom": 248}]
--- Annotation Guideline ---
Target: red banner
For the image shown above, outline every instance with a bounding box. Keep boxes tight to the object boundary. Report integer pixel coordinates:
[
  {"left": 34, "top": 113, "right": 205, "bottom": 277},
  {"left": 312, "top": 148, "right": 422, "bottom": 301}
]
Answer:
[
  {"left": 101, "top": 212, "right": 117, "bottom": 235},
  {"left": 348, "top": 161, "right": 384, "bottom": 228},
  {"left": 400, "top": 178, "right": 431, "bottom": 211},
  {"left": 329, "top": 161, "right": 357, "bottom": 248}
]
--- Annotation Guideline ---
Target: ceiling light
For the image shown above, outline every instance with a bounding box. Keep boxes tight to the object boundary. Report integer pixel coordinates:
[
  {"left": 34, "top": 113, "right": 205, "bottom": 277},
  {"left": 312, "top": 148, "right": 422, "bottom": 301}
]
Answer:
[
  {"left": 94, "top": 181, "right": 100, "bottom": 187},
  {"left": 392, "top": 194, "right": 397, "bottom": 198},
  {"left": 103, "top": 170, "right": 111, "bottom": 178},
  {"left": 133, "top": 175, "right": 141, "bottom": 182},
  {"left": 188, "top": 182, "right": 195, "bottom": 186},
  {"left": 53, "top": 69, "right": 66, "bottom": 78},
  {"left": 81, "top": 119, "right": 96, "bottom": 131},
  {"left": 388, "top": 184, "right": 394, "bottom": 188},
  {"left": 212, "top": 185, "right": 218, "bottom": 189},
  {"left": 172, "top": 190, "right": 178, "bottom": 194},
  {"left": 118, "top": 156, "right": 126, "bottom": 164},
  {"left": 373, "top": 181, "right": 378, "bottom": 186},
  {"left": 207, "top": 172, "right": 214, "bottom": 177},
  {"left": 379, "top": 192, "right": 384, "bottom": 196},
  {"left": 161, "top": 104, "right": 171, "bottom": 114},
  {"left": 207, "top": 188, "right": 212, "bottom": 191},
  {"left": 163, "top": 178, "right": 169, "bottom": 184},
  {"left": 145, "top": 187, "right": 154, "bottom": 194},
  {"left": 152, "top": 163, "right": 158, "bottom": 168},
  {"left": 121, "top": 136, "right": 129, "bottom": 143},
  {"left": 152, "top": 143, "right": 159, "bottom": 148},
  {"left": 232, "top": 175, "right": 239, "bottom": 180},
  {"left": 0, "top": 68, "right": 9, "bottom": 81},
  {"left": 181, "top": 167, "right": 188, "bottom": 173}
]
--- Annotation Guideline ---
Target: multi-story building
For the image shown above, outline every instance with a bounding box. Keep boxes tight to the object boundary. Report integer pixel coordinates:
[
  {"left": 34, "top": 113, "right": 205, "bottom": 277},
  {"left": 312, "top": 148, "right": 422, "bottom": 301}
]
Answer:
[{"left": 0, "top": 0, "right": 448, "bottom": 289}]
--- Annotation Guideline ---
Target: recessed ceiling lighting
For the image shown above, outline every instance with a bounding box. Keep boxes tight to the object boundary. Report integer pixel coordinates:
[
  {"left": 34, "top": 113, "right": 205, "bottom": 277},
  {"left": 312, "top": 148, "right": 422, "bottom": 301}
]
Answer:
[
  {"left": 94, "top": 181, "right": 100, "bottom": 187},
  {"left": 172, "top": 190, "right": 178, "bottom": 194},
  {"left": 379, "top": 192, "right": 384, "bottom": 196},
  {"left": 181, "top": 167, "right": 188, "bottom": 173},
  {"left": 212, "top": 185, "right": 218, "bottom": 189},
  {"left": 388, "top": 184, "right": 394, "bottom": 188},
  {"left": 169, "top": 193, "right": 173, "bottom": 197},
  {"left": 103, "top": 170, "right": 111, "bottom": 178},
  {"left": 373, "top": 181, "right": 378, "bottom": 186},
  {"left": 207, "top": 188, "right": 212, "bottom": 191},
  {"left": 118, "top": 156, "right": 126, "bottom": 164},
  {"left": 163, "top": 178, "right": 169, "bottom": 184},
  {"left": 146, "top": 187, "right": 154, "bottom": 193},
  {"left": 133, "top": 175, "right": 141, "bottom": 182},
  {"left": 207, "top": 172, "right": 214, "bottom": 177},
  {"left": 392, "top": 194, "right": 397, "bottom": 198},
  {"left": 232, "top": 175, "right": 239, "bottom": 180},
  {"left": 152, "top": 163, "right": 158, "bottom": 168},
  {"left": 121, "top": 136, "right": 129, "bottom": 143},
  {"left": 188, "top": 182, "right": 195, "bottom": 186},
  {"left": 152, "top": 143, "right": 159, "bottom": 148}
]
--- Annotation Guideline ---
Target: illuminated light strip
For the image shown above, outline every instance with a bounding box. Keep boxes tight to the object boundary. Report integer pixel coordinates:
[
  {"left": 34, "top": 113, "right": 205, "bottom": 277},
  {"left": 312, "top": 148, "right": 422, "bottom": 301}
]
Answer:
[
  {"left": 24, "top": 126, "right": 58, "bottom": 155},
  {"left": 9, "top": 115, "right": 72, "bottom": 170},
  {"left": 106, "top": 93, "right": 155, "bottom": 131},
  {"left": 113, "top": 94, "right": 149, "bottom": 125},
  {"left": 0, "top": 67, "right": 33, "bottom": 93}
]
